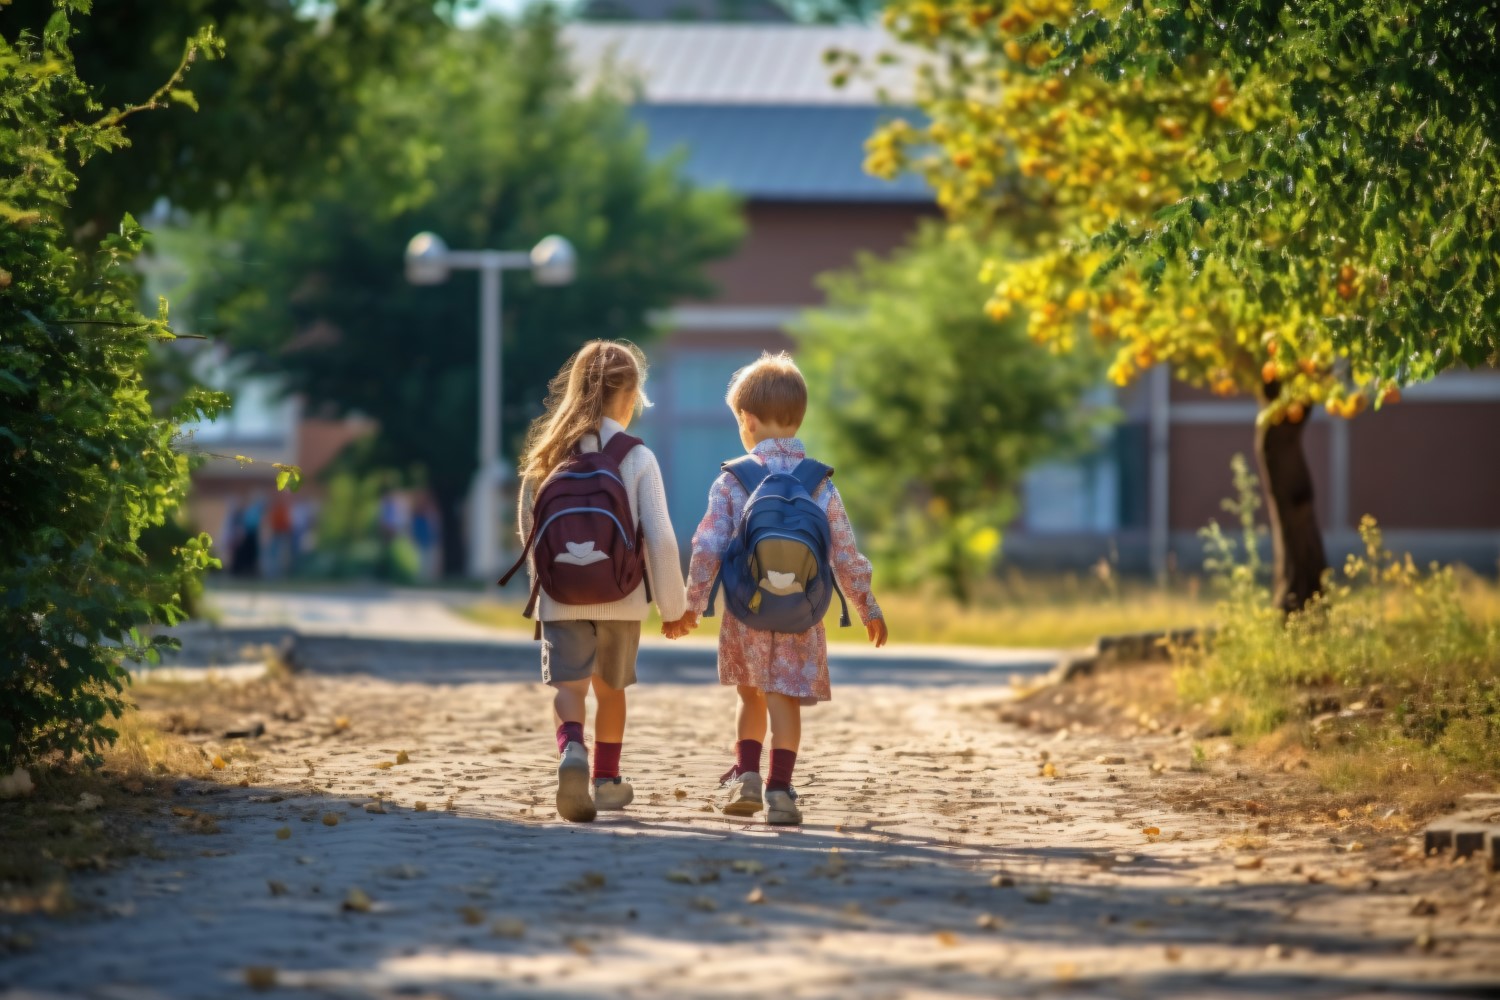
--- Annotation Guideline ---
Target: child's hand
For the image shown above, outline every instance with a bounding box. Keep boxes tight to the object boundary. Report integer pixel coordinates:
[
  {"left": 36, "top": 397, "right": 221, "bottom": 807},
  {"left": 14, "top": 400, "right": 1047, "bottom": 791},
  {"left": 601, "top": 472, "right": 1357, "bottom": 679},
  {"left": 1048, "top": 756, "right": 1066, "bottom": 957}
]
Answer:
[
  {"left": 866, "top": 617, "right": 888, "bottom": 648},
  {"left": 661, "top": 612, "right": 699, "bottom": 640}
]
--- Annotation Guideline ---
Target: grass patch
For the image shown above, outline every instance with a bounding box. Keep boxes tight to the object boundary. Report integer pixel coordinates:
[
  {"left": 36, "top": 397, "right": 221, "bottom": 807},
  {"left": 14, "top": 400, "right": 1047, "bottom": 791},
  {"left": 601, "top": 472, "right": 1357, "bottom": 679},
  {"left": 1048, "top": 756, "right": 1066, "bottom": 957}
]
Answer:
[
  {"left": 1177, "top": 458, "right": 1500, "bottom": 809},
  {"left": 463, "top": 569, "right": 1216, "bottom": 649}
]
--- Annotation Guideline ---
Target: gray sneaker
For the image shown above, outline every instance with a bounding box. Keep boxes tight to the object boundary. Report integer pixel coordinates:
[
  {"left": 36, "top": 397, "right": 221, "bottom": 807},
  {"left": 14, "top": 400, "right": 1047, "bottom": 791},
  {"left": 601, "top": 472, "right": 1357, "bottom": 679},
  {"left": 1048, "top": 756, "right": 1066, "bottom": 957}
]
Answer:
[
  {"left": 722, "top": 771, "right": 764, "bottom": 816},
  {"left": 593, "top": 776, "right": 634, "bottom": 810},
  {"left": 766, "top": 787, "right": 802, "bottom": 826},
  {"left": 556, "top": 742, "right": 596, "bottom": 823}
]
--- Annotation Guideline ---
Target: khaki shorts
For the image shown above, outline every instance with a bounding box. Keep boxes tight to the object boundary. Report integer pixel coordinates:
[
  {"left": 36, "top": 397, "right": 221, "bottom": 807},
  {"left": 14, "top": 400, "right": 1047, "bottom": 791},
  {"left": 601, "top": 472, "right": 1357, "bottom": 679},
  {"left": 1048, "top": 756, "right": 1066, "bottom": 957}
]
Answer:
[{"left": 540, "top": 621, "right": 640, "bottom": 690}]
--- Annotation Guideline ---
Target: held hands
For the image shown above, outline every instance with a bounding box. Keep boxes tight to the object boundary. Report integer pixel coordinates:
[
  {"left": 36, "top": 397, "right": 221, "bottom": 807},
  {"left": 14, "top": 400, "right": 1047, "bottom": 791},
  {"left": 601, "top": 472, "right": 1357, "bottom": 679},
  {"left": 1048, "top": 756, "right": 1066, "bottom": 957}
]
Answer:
[
  {"left": 661, "top": 611, "right": 700, "bottom": 640},
  {"left": 866, "top": 617, "right": 888, "bottom": 648}
]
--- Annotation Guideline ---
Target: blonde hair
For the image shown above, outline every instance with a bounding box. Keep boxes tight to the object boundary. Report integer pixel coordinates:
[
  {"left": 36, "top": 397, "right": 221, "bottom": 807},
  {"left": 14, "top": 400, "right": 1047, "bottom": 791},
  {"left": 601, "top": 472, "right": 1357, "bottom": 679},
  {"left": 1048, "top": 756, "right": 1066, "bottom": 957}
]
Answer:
[
  {"left": 726, "top": 351, "right": 807, "bottom": 429},
  {"left": 520, "top": 340, "right": 650, "bottom": 489}
]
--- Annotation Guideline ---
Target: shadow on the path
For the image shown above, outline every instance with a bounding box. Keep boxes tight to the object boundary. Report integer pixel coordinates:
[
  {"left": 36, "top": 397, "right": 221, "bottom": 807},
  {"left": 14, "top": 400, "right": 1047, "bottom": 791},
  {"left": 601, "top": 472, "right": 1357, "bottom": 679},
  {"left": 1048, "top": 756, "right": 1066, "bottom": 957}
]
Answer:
[{"left": 6, "top": 777, "right": 1490, "bottom": 1000}]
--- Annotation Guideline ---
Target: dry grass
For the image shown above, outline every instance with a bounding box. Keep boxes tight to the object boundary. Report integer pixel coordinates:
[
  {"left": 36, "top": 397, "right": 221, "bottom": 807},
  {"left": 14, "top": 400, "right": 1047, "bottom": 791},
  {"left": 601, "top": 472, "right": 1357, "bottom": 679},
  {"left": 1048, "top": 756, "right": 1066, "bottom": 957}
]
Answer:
[{"left": 464, "top": 569, "right": 1218, "bottom": 650}]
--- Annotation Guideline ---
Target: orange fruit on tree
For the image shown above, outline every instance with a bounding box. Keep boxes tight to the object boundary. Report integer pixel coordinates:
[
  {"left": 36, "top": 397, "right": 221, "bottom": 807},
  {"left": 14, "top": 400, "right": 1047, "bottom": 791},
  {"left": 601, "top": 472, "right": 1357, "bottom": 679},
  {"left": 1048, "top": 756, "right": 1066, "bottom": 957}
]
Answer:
[
  {"left": 1261, "top": 361, "right": 1278, "bottom": 384},
  {"left": 1299, "top": 358, "right": 1318, "bottom": 376},
  {"left": 1210, "top": 95, "right": 1232, "bottom": 116},
  {"left": 1381, "top": 386, "right": 1402, "bottom": 406},
  {"left": 1339, "top": 264, "right": 1356, "bottom": 282},
  {"left": 1286, "top": 402, "right": 1306, "bottom": 424},
  {"left": 1337, "top": 282, "right": 1355, "bottom": 300}
]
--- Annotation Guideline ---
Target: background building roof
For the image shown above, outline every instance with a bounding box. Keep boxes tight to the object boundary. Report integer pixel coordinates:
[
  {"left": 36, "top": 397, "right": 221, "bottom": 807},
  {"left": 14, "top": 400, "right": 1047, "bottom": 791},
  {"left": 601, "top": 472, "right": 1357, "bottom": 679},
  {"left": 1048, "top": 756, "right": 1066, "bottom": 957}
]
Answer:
[
  {"left": 578, "top": 0, "right": 792, "bottom": 21},
  {"left": 566, "top": 24, "right": 928, "bottom": 200},
  {"left": 635, "top": 104, "right": 927, "bottom": 200},
  {"left": 565, "top": 24, "right": 910, "bottom": 105}
]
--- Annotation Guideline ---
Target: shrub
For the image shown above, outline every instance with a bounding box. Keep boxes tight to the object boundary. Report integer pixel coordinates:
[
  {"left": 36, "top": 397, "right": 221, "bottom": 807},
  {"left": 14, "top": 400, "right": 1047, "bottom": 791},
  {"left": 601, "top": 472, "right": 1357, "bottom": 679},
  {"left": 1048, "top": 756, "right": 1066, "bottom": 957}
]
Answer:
[{"left": 1, "top": 13, "right": 223, "bottom": 767}]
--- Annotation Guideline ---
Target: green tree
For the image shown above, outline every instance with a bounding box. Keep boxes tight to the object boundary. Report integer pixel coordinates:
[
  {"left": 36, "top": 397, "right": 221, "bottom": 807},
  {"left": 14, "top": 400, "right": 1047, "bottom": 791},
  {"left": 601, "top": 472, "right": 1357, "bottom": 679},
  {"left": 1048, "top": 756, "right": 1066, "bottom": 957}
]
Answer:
[
  {"left": 2, "top": 0, "right": 463, "bottom": 230},
  {"left": 799, "top": 223, "right": 1105, "bottom": 601},
  {"left": 1, "top": 10, "right": 223, "bottom": 767},
  {"left": 191, "top": 11, "right": 743, "bottom": 574},
  {"left": 1071, "top": 0, "right": 1500, "bottom": 385}
]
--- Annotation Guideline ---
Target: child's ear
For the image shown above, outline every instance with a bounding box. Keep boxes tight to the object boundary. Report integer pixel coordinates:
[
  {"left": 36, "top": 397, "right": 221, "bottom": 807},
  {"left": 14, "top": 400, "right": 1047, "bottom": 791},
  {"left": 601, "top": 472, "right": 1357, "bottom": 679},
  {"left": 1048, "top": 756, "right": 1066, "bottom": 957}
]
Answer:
[{"left": 738, "top": 410, "right": 759, "bottom": 435}]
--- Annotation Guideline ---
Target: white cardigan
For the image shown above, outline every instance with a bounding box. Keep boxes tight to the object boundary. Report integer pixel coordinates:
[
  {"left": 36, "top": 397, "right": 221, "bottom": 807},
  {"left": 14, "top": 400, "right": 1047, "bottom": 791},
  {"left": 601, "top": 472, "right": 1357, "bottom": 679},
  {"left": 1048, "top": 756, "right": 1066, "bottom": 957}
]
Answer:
[{"left": 516, "top": 418, "right": 688, "bottom": 624}]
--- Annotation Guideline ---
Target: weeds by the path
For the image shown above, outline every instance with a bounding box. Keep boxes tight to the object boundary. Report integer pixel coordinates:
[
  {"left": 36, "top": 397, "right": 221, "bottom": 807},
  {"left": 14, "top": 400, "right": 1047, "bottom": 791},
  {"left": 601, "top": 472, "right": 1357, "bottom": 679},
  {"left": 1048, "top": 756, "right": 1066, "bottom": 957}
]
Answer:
[{"left": 1177, "top": 459, "right": 1500, "bottom": 808}]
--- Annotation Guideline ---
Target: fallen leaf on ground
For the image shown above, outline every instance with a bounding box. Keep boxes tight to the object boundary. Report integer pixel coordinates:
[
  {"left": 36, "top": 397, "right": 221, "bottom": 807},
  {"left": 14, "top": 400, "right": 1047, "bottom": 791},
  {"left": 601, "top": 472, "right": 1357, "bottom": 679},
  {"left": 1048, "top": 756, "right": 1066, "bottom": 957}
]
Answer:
[
  {"left": 211, "top": 755, "right": 227, "bottom": 771},
  {"left": 322, "top": 813, "right": 339, "bottom": 826},
  {"left": 565, "top": 937, "right": 592, "bottom": 955},
  {"left": 1095, "top": 755, "right": 1126, "bottom": 765},
  {"left": 1345, "top": 840, "right": 1366, "bottom": 853},
  {"left": 746, "top": 887, "right": 765, "bottom": 904},
  {"left": 1025, "top": 887, "right": 1053, "bottom": 904},
  {"left": 491, "top": 918, "right": 526, "bottom": 938},
  {"left": 1265, "top": 943, "right": 1290, "bottom": 959},
  {"left": 1142, "top": 826, "right": 1161, "bottom": 836},
  {"left": 1410, "top": 898, "right": 1437, "bottom": 917},
  {"left": 732, "top": 859, "right": 765, "bottom": 875},
  {"left": 374, "top": 761, "right": 394, "bottom": 771},
  {"left": 244, "top": 967, "right": 278, "bottom": 991},
  {"left": 275, "top": 827, "right": 291, "bottom": 840},
  {"left": 364, "top": 802, "right": 385, "bottom": 814},
  {"left": 935, "top": 931, "right": 959, "bottom": 947},
  {"left": 976, "top": 913, "right": 1000, "bottom": 930},
  {"left": 1040, "top": 762, "right": 1057, "bottom": 778},
  {"left": 267, "top": 880, "right": 287, "bottom": 897},
  {"left": 459, "top": 906, "right": 485, "bottom": 926},
  {"left": 673, "top": 788, "right": 687, "bottom": 799},
  {"left": 1234, "top": 856, "right": 1264, "bottom": 870},
  {"left": 989, "top": 874, "right": 1015, "bottom": 888},
  {"left": 414, "top": 801, "right": 428, "bottom": 812},
  {"left": 1415, "top": 931, "right": 1435, "bottom": 952},
  {"left": 395, "top": 750, "right": 410, "bottom": 765},
  {"left": 665, "top": 871, "right": 694, "bottom": 884},
  {"left": 690, "top": 897, "right": 717, "bottom": 912},
  {"left": 1164, "top": 945, "right": 1183, "bottom": 962},
  {"left": 333, "top": 717, "right": 350, "bottom": 731},
  {"left": 342, "top": 888, "right": 373, "bottom": 913}
]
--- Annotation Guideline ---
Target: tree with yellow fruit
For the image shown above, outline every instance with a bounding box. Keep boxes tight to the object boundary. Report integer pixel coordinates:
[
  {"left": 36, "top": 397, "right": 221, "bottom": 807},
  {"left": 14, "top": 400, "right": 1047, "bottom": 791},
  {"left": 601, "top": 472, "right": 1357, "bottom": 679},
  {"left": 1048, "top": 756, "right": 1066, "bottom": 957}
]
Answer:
[{"left": 859, "top": 0, "right": 1417, "bottom": 611}]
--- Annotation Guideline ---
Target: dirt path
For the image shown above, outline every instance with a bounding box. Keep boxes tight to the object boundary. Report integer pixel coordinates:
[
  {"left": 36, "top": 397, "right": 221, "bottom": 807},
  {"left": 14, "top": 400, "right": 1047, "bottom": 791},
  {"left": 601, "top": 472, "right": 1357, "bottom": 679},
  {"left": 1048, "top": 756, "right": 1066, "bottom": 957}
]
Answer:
[{"left": 4, "top": 629, "right": 1497, "bottom": 998}]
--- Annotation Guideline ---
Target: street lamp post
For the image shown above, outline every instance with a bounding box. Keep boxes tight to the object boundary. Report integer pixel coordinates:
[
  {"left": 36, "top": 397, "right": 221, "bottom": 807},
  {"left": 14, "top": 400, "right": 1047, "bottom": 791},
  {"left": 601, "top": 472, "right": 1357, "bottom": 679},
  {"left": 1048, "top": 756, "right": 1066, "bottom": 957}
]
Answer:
[{"left": 404, "top": 232, "right": 577, "bottom": 580}]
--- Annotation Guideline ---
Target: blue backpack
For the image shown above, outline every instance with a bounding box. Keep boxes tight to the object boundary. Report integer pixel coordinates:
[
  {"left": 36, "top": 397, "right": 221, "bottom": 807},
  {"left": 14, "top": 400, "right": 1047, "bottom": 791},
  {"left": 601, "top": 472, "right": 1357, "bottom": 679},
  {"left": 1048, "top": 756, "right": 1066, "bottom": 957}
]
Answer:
[{"left": 704, "top": 455, "right": 851, "bottom": 634}]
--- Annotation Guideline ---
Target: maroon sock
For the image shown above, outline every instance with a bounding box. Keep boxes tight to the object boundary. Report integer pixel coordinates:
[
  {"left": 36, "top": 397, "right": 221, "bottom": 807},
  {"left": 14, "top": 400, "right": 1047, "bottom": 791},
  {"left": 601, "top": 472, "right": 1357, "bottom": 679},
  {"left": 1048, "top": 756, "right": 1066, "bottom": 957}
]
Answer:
[
  {"left": 735, "top": 739, "right": 763, "bottom": 776},
  {"left": 593, "top": 741, "right": 622, "bottom": 780},
  {"left": 767, "top": 748, "right": 797, "bottom": 792},
  {"left": 556, "top": 721, "right": 584, "bottom": 754}
]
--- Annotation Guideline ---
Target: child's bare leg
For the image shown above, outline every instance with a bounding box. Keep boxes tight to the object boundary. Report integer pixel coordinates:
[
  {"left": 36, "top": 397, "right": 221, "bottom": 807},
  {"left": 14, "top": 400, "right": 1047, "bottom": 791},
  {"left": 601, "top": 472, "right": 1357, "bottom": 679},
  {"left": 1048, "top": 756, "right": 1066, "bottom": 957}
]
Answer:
[
  {"left": 765, "top": 692, "right": 801, "bottom": 754},
  {"left": 765, "top": 692, "right": 802, "bottom": 823},
  {"left": 591, "top": 674, "right": 626, "bottom": 743},
  {"left": 552, "top": 678, "right": 590, "bottom": 732},
  {"left": 589, "top": 676, "right": 630, "bottom": 806},
  {"left": 551, "top": 678, "right": 595, "bottom": 822},
  {"left": 723, "top": 686, "right": 770, "bottom": 816},
  {"left": 736, "top": 685, "right": 768, "bottom": 744}
]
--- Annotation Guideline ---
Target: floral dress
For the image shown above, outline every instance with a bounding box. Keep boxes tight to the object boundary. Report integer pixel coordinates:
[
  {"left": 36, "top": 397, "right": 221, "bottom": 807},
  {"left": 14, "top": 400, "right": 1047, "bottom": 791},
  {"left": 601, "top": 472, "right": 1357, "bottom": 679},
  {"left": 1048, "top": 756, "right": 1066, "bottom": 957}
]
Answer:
[{"left": 686, "top": 437, "right": 881, "bottom": 704}]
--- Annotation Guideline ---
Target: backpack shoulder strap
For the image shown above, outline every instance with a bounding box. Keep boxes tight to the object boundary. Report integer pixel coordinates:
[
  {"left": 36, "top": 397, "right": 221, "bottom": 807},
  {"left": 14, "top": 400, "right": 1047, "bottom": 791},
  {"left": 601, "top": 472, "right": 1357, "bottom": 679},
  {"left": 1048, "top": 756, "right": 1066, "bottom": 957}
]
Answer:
[
  {"left": 721, "top": 455, "right": 769, "bottom": 495},
  {"left": 791, "top": 458, "right": 834, "bottom": 497},
  {"left": 601, "top": 431, "right": 643, "bottom": 465}
]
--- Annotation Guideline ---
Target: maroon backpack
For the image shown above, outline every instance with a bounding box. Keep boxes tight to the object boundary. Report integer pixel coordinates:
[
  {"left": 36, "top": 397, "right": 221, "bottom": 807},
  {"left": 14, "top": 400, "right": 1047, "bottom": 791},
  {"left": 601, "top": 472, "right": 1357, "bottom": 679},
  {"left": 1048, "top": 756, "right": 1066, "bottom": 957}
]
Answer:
[{"left": 500, "top": 431, "right": 649, "bottom": 636}]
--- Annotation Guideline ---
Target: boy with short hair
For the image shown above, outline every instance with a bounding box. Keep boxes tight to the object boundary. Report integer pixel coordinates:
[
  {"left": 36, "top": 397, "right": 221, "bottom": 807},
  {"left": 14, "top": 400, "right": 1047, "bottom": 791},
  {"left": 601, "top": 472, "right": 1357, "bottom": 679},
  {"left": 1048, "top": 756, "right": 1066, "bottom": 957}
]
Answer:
[{"left": 663, "top": 352, "right": 887, "bottom": 825}]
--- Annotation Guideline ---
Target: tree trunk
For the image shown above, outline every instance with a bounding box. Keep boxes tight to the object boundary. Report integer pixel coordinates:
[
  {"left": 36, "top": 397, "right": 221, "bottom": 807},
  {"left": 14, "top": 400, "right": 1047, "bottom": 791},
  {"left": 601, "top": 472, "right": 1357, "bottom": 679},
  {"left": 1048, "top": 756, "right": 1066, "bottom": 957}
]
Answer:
[{"left": 1254, "top": 399, "right": 1328, "bottom": 613}]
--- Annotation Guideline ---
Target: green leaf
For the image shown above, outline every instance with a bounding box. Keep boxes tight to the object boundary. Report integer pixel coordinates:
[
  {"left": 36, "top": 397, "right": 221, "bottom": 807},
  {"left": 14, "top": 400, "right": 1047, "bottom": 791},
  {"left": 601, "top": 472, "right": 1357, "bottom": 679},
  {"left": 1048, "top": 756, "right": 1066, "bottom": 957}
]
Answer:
[{"left": 168, "top": 89, "right": 199, "bottom": 112}]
